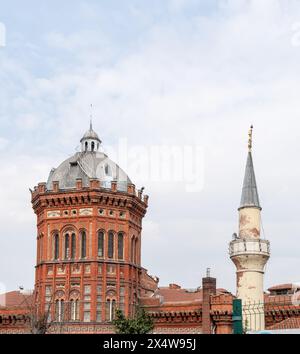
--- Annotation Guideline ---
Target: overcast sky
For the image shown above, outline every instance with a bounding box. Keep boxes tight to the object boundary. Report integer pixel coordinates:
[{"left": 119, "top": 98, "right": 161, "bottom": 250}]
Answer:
[{"left": 1, "top": 0, "right": 300, "bottom": 293}]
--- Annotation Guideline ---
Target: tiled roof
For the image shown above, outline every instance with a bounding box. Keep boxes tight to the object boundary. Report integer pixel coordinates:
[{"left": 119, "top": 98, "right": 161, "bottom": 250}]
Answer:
[
  {"left": 268, "top": 317, "right": 300, "bottom": 330},
  {"left": 268, "top": 283, "right": 296, "bottom": 291},
  {"left": 156, "top": 287, "right": 202, "bottom": 304},
  {"left": 154, "top": 287, "right": 229, "bottom": 305}
]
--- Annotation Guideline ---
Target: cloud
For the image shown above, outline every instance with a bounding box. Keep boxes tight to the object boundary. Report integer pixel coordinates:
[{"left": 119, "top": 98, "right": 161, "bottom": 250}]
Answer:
[
  {"left": 0, "top": 0, "right": 300, "bottom": 291},
  {"left": 0, "top": 137, "right": 8, "bottom": 150}
]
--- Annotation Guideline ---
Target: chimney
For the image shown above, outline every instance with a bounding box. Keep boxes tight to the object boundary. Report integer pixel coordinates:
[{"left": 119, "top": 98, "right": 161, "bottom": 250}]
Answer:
[{"left": 202, "top": 268, "right": 216, "bottom": 334}]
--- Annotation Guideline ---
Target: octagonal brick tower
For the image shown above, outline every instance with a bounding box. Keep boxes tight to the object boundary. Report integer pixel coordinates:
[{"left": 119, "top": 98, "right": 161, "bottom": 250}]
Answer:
[
  {"left": 31, "top": 124, "right": 149, "bottom": 332},
  {"left": 229, "top": 126, "right": 270, "bottom": 332}
]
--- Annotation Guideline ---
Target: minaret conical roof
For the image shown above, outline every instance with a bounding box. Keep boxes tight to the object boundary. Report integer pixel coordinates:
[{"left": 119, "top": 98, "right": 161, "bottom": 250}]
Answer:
[
  {"left": 239, "top": 126, "right": 261, "bottom": 210},
  {"left": 239, "top": 151, "right": 261, "bottom": 209}
]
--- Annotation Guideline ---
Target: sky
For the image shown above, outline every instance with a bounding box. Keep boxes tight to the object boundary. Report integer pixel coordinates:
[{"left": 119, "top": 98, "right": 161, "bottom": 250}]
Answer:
[{"left": 1, "top": 0, "right": 300, "bottom": 293}]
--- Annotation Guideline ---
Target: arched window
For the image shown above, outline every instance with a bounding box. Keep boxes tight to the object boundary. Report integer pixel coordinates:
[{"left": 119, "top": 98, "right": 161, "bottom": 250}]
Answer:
[
  {"left": 70, "top": 299, "right": 74, "bottom": 321},
  {"left": 81, "top": 231, "right": 86, "bottom": 259},
  {"left": 55, "top": 299, "right": 64, "bottom": 322},
  {"left": 91, "top": 141, "right": 95, "bottom": 151},
  {"left": 64, "top": 233, "right": 69, "bottom": 259},
  {"left": 75, "top": 299, "right": 79, "bottom": 320},
  {"left": 70, "top": 299, "right": 79, "bottom": 321},
  {"left": 112, "top": 300, "right": 116, "bottom": 320},
  {"left": 55, "top": 300, "right": 59, "bottom": 320},
  {"left": 98, "top": 231, "right": 104, "bottom": 257},
  {"left": 135, "top": 238, "right": 138, "bottom": 264},
  {"left": 106, "top": 299, "right": 111, "bottom": 321},
  {"left": 54, "top": 233, "right": 59, "bottom": 260},
  {"left": 118, "top": 233, "right": 124, "bottom": 260},
  {"left": 108, "top": 232, "right": 114, "bottom": 259},
  {"left": 85, "top": 141, "right": 88, "bottom": 151},
  {"left": 71, "top": 233, "right": 76, "bottom": 259},
  {"left": 60, "top": 300, "right": 64, "bottom": 322},
  {"left": 106, "top": 299, "right": 116, "bottom": 322},
  {"left": 131, "top": 236, "right": 135, "bottom": 263}
]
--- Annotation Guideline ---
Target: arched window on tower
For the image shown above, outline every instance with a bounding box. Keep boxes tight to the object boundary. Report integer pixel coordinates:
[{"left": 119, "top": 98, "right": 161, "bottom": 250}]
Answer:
[
  {"left": 55, "top": 299, "right": 64, "bottom": 322},
  {"left": 54, "top": 233, "right": 59, "bottom": 260},
  {"left": 108, "top": 232, "right": 114, "bottom": 259},
  {"left": 81, "top": 231, "right": 86, "bottom": 259},
  {"left": 55, "top": 300, "right": 59, "bottom": 321},
  {"left": 70, "top": 299, "right": 79, "bottom": 321},
  {"left": 105, "top": 299, "right": 110, "bottom": 321},
  {"left": 74, "top": 299, "right": 79, "bottom": 320},
  {"left": 135, "top": 238, "right": 138, "bottom": 264},
  {"left": 112, "top": 299, "right": 116, "bottom": 320},
  {"left": 85, "top": 141, "right": 88, "bottom": 151},
  {"left": 64, "top": 233, "right": 69, "bottom": 259},
  {"left": 71, "top": 233, "right": 76, "bottom": 259},
  {"left": 131, "top": 236, "right": 136, "bottom": 263},
  {"left": 118, "top": 233, "right": 124, "bottom": 260},
  {"left": 91, "top": 141, "right": 95, "bottom": 151},
  {"left": 98, "top": 231, "right": 104, "bottom": 257},
  {"left": 105, "top": 299, "right": 116, "bottom": 322}
]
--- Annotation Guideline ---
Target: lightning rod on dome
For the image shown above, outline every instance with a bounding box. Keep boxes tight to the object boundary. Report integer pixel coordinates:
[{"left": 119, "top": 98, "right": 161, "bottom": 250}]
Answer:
[{"left": 90, "top": 103, "right": 93, "bottom": 130}]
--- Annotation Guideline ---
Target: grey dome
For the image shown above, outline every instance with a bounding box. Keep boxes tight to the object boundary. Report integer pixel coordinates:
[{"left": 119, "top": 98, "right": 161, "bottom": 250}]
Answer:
[
  {"left": 47, "top": 152, "right": 131, "bottom": 192},
  {"left": 47, "top": 125, "right": 132, "bottom": 192}
]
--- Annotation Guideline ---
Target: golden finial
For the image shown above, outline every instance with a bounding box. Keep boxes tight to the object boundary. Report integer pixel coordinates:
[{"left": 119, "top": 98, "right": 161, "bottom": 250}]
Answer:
[{"left": 248, "top": 125, "right": 253, "bottom": 152}]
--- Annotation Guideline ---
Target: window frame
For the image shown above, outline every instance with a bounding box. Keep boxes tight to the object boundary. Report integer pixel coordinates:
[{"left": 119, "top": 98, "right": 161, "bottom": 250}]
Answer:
[
  {"left": 98, "top": 231, "right": 104, "bottom": 258},
  {"left": 108, "top": 231, "right": 114, "bottom": 259},
  {"left": 81, "top": 230, "right": 87, "bottom": 259},
  {"left": 54, "top": 233, "right": 59, "bottom": 260},
  {"left": 117, "top": 232, "right": 124, "bottom": 260}
]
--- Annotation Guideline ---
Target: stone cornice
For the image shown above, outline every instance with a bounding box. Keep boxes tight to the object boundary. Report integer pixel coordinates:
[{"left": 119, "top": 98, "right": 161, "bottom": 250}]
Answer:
[{"left": 32, "top": 187, "right": 147, "bottom": 218}]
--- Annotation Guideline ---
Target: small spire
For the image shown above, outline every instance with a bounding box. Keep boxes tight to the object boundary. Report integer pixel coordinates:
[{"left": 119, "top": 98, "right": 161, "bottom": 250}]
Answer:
[{"left": 248, "top": 125, "right": 253, "bottom": 152}]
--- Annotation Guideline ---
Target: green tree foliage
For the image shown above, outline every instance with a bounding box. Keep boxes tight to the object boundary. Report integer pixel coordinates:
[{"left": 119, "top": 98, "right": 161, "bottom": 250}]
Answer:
[{"left": 113, "top": 308, "right": 154, "bottom": 334}]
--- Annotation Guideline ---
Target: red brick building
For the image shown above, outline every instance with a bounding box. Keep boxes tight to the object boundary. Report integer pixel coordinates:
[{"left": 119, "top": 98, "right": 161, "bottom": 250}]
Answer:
[
  {"left": 0, "top": 125, "right": 300, "bottom": 334},
  {"left": 31, "top": 124, "right": 158, "bottom": 332}
]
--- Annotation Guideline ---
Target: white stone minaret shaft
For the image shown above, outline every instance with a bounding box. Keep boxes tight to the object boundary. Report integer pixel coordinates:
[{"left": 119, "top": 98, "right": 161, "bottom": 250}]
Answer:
[{"left": 229, "top": 126, "right": 270, "bottom": 332}]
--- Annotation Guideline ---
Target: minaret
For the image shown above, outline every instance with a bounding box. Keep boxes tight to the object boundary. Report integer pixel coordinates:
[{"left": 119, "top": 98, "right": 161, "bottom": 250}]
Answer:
[{"left": 229, "top": 126, "right": 270, "bottom": 332}]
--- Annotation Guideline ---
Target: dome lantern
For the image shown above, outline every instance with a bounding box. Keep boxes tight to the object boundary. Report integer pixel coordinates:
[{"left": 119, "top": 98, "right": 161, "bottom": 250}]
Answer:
[{"left": 80, "top": 121, "right": 102, "bottom": 152}]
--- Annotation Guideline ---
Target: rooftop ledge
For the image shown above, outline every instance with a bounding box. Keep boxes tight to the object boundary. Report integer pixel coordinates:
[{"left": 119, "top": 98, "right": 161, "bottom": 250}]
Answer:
[{"left": 31, "top": 179, "right": 148, "bottom": 205}]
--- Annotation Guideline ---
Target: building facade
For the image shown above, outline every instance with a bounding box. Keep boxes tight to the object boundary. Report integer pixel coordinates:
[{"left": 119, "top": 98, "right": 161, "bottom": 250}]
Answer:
[
  {"left": 1, "top": 125, "right": 300, "bottom": 334},
  {"left": 31, "top": 124, "right": 158, "bottom": 331}
]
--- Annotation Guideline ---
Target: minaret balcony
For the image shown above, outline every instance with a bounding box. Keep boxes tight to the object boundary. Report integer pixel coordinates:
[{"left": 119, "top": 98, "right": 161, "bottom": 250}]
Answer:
[{"left": 229, "top": 238, "right": 270, "bottom": 258}]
